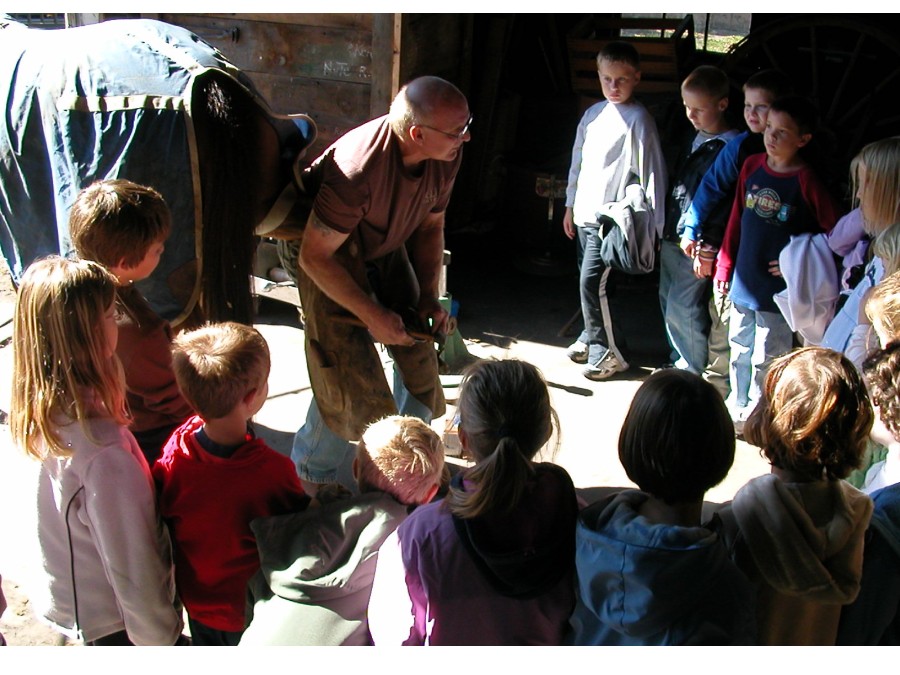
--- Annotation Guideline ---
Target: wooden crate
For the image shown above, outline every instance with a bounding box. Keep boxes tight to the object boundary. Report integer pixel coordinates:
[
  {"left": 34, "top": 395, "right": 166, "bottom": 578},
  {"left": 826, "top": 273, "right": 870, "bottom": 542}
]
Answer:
[{"left": 567, "top": 15, "right": 696, "bottom": 97}]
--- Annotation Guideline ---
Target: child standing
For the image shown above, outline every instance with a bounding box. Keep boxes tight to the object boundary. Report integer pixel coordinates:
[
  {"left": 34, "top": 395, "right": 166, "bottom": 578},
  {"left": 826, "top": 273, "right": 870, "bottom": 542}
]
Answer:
[
  {"left": 569, "top": 369, "right": 755, "bottom": 645},
  {"left": 368, "top": 359, "right": 579, "bottom": 645},
  {"left": 822, "top": 137, "right": 900, "bottom": 362},
  {"left": 563, "top": 41, "right": 666, "bottom": 380},
  {"left": 152, "top": 321, "right": 310, "bottom": 646},
  {"left": 68, "top": 180, "right": 194, "bottom": 465},
  {"left": 714, "top": 96, "right": 842, "bottom": 427},
  {"left": 719, "top": 347, "right": 874, "bottom": 645},
  {"left": 241, "top": 415, "right": 445, "bottom": 646},
  {"left": 9, "top": 256, "right": 183, "bottom": 645},
  {"left": 679, "top": 70, "right": 793, "bottom": 398},
  {"left": 659, "top": 65, "right": 739, "bottom": 377}
]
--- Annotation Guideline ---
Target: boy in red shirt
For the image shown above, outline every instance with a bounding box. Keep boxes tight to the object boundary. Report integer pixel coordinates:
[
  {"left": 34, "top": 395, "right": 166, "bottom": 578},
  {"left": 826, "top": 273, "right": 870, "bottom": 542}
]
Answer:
[
  {"left": 714, "top": 96, "right": 842, "bottom": 429},
  {"left": 153, "top": 322, "right": 310, "bottom": 646}
]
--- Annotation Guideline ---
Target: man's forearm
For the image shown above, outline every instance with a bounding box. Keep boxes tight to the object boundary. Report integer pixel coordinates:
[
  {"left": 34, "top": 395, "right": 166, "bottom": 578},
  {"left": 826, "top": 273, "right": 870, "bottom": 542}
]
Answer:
[{"left": 408, "top": 218, "right": 445, "bottom": 300}]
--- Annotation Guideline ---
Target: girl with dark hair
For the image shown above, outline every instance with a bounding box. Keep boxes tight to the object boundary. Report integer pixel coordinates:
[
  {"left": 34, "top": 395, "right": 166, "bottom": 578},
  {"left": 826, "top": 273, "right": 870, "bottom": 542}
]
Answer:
[{"left": 569, "top": 369, "right": 755, "bottom": 645}]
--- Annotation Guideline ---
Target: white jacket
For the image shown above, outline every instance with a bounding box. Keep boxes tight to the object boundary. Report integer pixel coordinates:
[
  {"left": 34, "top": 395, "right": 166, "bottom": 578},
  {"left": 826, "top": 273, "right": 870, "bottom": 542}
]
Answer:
[
  {"left": 774, "top": 232, "right": 840, "bottom": 345},
  {"left": 29, "top": 414, "right": 182, "bottom": 644}
]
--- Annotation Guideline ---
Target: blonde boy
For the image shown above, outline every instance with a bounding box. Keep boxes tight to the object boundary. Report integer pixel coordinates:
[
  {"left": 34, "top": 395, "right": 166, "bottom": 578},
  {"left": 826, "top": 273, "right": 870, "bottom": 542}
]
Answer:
[
  {"left": 658, "top": 65, "right": 739, "bottom": 379},
  {"left": 714, "top": 96, "right": 843, "bottom": 428},
  {"left": 152, "top": 321, "right": 310, "bottom": 646},
  {"left": 69, "top": 179, "right": 193, "bottom": 463},
  {"left": 242, "top": 415, "right": 445, "bottom": 646},
  {"left": 563, "top": 41, "right": 666, "bottom": 380},
  {"left": 678, "top": 70, "right": 794, "bottom": 398}
]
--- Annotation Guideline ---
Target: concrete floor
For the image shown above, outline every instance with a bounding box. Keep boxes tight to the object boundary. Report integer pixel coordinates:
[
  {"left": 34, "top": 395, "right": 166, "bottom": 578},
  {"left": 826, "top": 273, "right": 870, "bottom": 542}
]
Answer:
[{"left": 0, "top": 237, "right": 771, "bottom": 644}]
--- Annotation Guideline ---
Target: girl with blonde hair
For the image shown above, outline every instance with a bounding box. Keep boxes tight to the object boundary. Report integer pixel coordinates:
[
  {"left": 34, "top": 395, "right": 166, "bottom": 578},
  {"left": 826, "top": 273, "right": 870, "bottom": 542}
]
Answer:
[
  {"left": 368, "top": 359, "right": 578, "bottom": 645},
  {"left": 10, "top": 256, "right": 183, "bottom": 645},
  {"left": 823, "top": 136, "right": 900, "bottom": 362}
]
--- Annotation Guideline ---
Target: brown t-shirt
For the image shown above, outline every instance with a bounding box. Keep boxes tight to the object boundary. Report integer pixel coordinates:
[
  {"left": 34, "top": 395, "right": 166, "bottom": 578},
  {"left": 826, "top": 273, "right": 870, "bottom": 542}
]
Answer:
[{"left": 305, "top": 115, "right": 462, "bottom": 261}]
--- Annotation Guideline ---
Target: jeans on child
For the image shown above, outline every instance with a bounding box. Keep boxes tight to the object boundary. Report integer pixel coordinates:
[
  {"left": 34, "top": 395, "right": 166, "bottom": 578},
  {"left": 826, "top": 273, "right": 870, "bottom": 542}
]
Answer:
[
  {"left": 727, "top": 302, "right": 793, "bottom": 414},
  {"left": 658, "top": 240, "right": 711, "bottom": 374},
  {"left": 706, "top": 286, "right": 732, "bottom": 400},
  {"left": 576, "top": 226, "right": 626, "bottom": 365}
]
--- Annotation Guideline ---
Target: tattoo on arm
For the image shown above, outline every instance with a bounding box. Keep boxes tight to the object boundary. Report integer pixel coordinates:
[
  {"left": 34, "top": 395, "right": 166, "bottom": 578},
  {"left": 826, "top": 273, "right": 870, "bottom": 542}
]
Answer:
[{"left": 310, "top": 214, "right": 338, "bottom": 237}]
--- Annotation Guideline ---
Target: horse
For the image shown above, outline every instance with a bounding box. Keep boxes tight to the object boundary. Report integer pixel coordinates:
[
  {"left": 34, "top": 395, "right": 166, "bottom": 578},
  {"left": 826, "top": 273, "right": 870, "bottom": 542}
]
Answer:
[{"left": 0, "top": 17, "right": 316, "bottom": 326}]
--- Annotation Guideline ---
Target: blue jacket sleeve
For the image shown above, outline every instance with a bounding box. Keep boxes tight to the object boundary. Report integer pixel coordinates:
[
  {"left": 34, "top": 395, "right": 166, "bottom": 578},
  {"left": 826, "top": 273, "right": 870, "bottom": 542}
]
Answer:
[{"left": 682, "top": 132, "right": 747, "bottom": 244}]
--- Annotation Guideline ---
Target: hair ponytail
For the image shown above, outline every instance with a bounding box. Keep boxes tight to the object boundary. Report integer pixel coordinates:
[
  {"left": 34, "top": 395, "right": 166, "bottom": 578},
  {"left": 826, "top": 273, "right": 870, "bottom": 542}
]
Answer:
[{"left": 445, "top": 359, "right": 556, "bottom": 520}]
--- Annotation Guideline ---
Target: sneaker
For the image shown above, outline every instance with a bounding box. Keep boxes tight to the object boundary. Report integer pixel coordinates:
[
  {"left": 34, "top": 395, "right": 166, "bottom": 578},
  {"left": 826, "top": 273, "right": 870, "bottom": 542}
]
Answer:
[
  {"left": 730, "top": 404, "right": 753, "bottom": 437},
  {"left": 583, "top": 351, "right": 629, "bottom": 381},
  {"left": 566, "top": 340, "right": 589, "bottom": 364}
]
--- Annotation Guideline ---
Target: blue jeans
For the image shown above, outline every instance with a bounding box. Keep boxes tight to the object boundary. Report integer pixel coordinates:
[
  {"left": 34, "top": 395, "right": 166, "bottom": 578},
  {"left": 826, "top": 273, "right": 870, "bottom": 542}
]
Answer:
[
  {"left": 658, "top": 240, "right": 711, "bottom": 374},
  {"left": 291, "top": 366, "right": 433, "bottom": 486},
  {"left": 727, "top": 302, "right": 793, "bottom": 412},
  {"left": 706, "top": 286, "right": 731, "bottom": 400},
  {"left": 576, "top": 226, "right": 626, "bottom": 365}
]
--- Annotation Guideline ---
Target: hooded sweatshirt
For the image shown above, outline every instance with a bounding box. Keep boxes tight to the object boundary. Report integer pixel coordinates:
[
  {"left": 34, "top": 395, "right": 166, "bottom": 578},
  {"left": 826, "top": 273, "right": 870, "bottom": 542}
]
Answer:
[
  {"left": 837, "top": 484, "right": 900, "bottom": 645},
  {"left": 720, "top": 474, "right": 873, "bottom": 645},
  {"left": 152, "top": 415, "right": 310, "bottom": 632},
  {"left": 568, "top": 490, "right": 756, "bottom": 645},
  {"left": 368, "top": 462, "right": 578, "bottom": 645},
  {"left": 240, "top": 491, "right": 410, "bottom": 646}
]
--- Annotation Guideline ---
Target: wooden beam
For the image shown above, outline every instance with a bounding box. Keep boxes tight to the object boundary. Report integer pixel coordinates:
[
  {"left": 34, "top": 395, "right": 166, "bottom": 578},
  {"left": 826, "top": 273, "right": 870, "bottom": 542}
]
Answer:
[{"left": 371, "top": 13, "right": 401, "bottom": 118}]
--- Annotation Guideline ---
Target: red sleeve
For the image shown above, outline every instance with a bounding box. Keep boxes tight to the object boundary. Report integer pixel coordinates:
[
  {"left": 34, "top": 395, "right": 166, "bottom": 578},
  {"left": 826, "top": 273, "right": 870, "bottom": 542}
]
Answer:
[
  {"left": 800, "top": 168, "right": 843, "bottom": 233},
  {"left": 714, "top": 159, "right": 753, "bottom": 283},
  {"left": 267, "top": 453, "right": 311, "bottom": 513}
]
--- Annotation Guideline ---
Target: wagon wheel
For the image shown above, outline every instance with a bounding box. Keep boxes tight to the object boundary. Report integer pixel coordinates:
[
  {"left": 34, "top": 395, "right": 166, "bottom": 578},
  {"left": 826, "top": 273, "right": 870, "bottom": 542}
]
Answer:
[{"left": 723, "top": 17, "right": 900, "bottom": 187}]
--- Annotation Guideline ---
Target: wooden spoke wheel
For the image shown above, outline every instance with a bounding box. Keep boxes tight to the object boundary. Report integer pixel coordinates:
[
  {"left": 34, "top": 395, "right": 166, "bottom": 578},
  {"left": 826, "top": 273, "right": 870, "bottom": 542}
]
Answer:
[{"left": 723, "top": 17, "right": 900, "bottom": 182}]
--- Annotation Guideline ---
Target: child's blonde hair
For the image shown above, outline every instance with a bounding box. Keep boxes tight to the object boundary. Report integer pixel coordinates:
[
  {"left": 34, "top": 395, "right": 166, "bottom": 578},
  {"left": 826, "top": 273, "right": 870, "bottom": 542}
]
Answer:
[
  {"left": 681, "top": 65, "right": 729, "bottom": 101},
  {"left": 171, "top": 321, "right": 270, "bottom": 420},
  {"left": 68, "top": 179, "right": 171, "bottom": 268},
  {"left": 871, "top": 222, "right": 900, "bottom": 276},
  {"left": 865, "top": 269, "right": 900, "bottom": 342},
  {"left": 446, "top": 359, "right": 559, "bottom": 519},
  {"left": 852, "top": 136, "right": 900, "bottom": 235},
  {"left": 10, "top": 256, "right": 127, "bottom": 459},
  {"left": 744, "top": 347, "right": 873, "bottom": 481},
  {"left": 356, "top": 416, "right": 445, "bottom": 505}
]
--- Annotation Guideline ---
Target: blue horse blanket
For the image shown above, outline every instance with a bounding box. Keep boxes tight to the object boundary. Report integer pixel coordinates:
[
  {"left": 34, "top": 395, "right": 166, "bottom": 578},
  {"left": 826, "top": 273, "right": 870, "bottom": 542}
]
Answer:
[{"left": 1, "top": 18, "right": 257, "bottom": 322}]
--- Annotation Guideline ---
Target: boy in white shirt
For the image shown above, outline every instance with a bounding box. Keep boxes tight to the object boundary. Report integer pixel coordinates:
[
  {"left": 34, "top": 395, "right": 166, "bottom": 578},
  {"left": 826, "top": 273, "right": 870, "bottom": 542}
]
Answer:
[{"left": 563, "top": 41, "right": 666, "bottom": 380}]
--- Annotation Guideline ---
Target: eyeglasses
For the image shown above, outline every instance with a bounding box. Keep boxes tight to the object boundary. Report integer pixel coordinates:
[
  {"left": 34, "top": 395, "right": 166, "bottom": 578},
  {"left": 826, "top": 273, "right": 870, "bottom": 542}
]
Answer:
[{"left": 418, "top": 116, "right": 473, "bottom": 140}]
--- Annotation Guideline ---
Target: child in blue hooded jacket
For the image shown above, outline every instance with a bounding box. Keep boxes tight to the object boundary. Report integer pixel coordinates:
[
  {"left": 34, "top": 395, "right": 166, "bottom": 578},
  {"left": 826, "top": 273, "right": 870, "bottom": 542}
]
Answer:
[{"left": 568, "top": 369, "right": 755, "bottom": 645}]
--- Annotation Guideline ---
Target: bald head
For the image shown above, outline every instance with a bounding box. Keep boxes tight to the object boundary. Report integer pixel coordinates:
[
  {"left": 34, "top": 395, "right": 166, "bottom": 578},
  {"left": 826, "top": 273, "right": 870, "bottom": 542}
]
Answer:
[{"left": 389, "top": 76, "right": 468, "bottom": 137}]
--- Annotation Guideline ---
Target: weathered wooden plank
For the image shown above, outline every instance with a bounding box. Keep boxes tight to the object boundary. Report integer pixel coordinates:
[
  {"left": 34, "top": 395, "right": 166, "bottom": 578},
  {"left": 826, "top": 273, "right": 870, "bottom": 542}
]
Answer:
[
  {"left": 400, "top": 14, "right": 468, "bottom": 83},
  {"left": 370, "top": 13, "right": 401, "bottom": 117},
  {"left": 159, "top": 14, "right": 374, "bottom": 84},
  {"left": 249, "top": 73, "right": 372, "bottom": 157},
  {"left": 250, "top": 73, "right": 368, "bottom": 120},
  {"left": 194, "top": 13, "right": 373, "bottom": 31}
]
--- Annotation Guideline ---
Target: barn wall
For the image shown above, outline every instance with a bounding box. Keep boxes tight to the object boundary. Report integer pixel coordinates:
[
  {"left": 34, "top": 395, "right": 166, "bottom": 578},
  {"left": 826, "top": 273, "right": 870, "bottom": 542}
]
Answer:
[{"left": 144, "top": 13, "right": 471, "bottom": 159}]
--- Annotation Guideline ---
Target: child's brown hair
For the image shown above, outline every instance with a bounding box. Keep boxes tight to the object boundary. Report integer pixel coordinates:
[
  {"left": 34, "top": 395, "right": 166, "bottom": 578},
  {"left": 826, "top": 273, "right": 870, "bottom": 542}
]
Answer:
[
  {"left": 69, "top": 179, "right": 171, "bottom": 268},
  {"left": 744, "top": 347, "right": 873, "bottom": 480},
  {"left": 863, "top": 342, "right": 900, "bottom": 443},
  {"left": 171, "top": 321, "right": 270, "bottom": 420}
]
